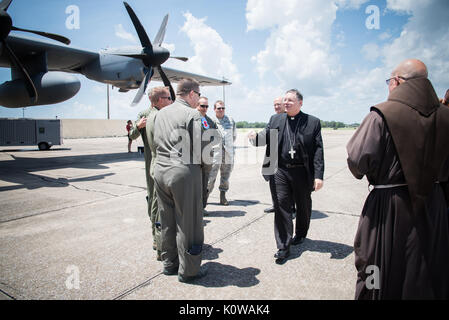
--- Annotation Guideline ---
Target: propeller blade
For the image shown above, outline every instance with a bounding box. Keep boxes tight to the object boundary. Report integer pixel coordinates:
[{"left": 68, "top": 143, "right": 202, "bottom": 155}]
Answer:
[
  {"left": 123, "top": 2, "right": 152, "bottom": 50},
  {"left": 11, "top": 26, "right": 70, "bottom": 45},
  {"left": 153, "top": 14, "right": 168, "bottom": 47},
  {"left": 158, "top": 66, "right": 175, "bottom": 101},
  {"left": 170, "top": 56, "right": 189, "bottom": 62},
  {"left": 2, "top": 40, "right": 37, "bottom": 103},
  {"left": 131, "top": 67, "right": 152, "bottom": 106},
  {"left": 0, "top": 0, "right": 12, "bottom": 11}
]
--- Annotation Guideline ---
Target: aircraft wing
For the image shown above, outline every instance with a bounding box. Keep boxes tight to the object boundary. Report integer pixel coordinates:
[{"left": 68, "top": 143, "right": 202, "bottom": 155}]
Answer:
[
  {"left": 153, "top": 66, "right": 231, "bottom": 87},
  {"left": 0, "top": 34, "right": 99, "bottom": 73}
]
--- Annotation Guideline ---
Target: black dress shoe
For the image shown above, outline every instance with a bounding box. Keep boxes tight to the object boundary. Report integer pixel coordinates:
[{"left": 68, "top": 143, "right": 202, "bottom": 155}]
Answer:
[
  {"left": 291, "top": 235, "right": 305, "bottom": 245},
  {"left": 264, "top": 206, "right": 275, "bottom": 213},
  {"left": 274, "top": 249, "right": 290, "bottom": 259},
  {"left": 178, "top": 268, "right": 208, "bottom": 283}
]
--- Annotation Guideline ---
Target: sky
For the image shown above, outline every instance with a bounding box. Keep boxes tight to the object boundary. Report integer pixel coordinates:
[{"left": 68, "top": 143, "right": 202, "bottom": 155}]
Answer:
[{"left": 1, "top": 0, "right": 448, "bottom": 124}]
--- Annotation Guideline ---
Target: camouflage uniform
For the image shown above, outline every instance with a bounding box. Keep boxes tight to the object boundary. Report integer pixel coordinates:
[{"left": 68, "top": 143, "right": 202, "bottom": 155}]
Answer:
[{"left": 207, "top": 114, "right": 237, "bottom": 194}]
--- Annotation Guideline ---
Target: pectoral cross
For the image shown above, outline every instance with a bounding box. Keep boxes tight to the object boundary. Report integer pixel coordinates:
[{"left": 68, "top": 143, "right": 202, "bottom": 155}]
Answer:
[{"left": 289, "top": 147, "right": 296, "bottom": 159}]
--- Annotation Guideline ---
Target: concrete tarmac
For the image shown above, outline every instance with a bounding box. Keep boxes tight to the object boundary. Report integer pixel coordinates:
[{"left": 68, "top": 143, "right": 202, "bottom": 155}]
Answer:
[{"left": 0, "top": 129, "right": 368, "bottom": 300}]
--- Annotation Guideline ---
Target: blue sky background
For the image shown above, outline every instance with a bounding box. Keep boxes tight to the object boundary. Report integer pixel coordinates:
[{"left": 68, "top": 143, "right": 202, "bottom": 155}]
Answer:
[{"left": 1, "top": 0, "right": 448, "bottom": 124}]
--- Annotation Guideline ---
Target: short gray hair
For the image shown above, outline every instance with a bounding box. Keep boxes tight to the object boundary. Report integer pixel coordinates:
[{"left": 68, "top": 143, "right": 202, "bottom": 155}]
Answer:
[{"left": 286, "top": 89, "right": 303, "bottom": 102}]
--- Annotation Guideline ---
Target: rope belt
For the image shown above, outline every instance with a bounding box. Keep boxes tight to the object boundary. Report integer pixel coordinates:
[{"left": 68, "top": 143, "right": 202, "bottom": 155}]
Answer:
[
  {"left": 369, "top": 182, "right": 439, "bottom": 191},
  {"left": 372, "top": 183, "right": 408, "bottom": 189}
]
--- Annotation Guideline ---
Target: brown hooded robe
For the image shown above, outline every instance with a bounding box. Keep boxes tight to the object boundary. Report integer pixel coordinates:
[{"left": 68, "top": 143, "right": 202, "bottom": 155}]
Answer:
[{"left": 347, "top": 78, "right": 449, "bottom": 299}]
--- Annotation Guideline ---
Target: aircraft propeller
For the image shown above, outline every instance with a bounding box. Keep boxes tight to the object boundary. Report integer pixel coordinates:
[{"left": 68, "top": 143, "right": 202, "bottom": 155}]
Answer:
[
  {"left": 0, "top": 0, "right": 71, "bottom": 103},
  {"left": 123, "top": 2, "right": 187, "bottom": 106}
]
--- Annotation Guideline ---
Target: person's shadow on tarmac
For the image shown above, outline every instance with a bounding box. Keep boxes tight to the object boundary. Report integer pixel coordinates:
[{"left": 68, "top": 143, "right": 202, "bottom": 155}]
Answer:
[
  {"left": 276, "top": 238, "right": 354, "bottom": 265},
  {"left": 190, "top": 261, "right": 261, "bottom": 288},
  {"left": 184, "top": 245, "right": 261, "bottom": 288}
]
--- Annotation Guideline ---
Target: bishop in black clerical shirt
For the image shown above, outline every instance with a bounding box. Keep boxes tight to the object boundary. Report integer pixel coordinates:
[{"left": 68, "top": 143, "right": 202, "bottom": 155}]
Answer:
[{"left": 248, "top": 89, "right": 324, "bottom": 263}]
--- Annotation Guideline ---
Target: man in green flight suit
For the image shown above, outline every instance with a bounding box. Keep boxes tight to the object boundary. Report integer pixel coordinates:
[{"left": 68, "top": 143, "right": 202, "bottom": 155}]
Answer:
[
  {"left": 129, "top": 86, "right": 172, "bottom": 260},
  {"left": 153, "top": 78, "right": 208, "bottom": 283}
]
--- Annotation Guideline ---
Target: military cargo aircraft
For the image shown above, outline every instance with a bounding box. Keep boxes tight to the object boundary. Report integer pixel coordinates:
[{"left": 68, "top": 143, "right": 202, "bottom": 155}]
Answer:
[{"left": 0, "top": 0, "right": 231, "bottom": 108}]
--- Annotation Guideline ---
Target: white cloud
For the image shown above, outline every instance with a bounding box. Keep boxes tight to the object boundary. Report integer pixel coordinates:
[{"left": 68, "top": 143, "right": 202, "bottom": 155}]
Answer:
[
  {"left": 114, "top": 24, "right": 138, "bottom": 43},
  {"left": 336, "top": 0, "right": 370, "bottom": 9},
  {"left": 247, "top": 0, "right": 342, "bottom": 96},
  {"left": 361, "top": 43, "right": 380, "bottom": 61},
  {"left": 378, "top": 32, "right": 392, "bottom": 41},
  {"left": 382, "top": 0, "right": 449, "bottom": 90},
  {"left": 335, "top": 30, "right": 346, "bottom": 47},
  {"left": 244, "top": 0, "right": 449, "bottom": 123},
  {"left": 385, "top": 0, "right": 432, "bottom": 13},
  {"left": 161, "top": 42, "right": 175, "bottom": 53},
  {"left": 171, "top": 12, "right": 241, "bottom": 84}
]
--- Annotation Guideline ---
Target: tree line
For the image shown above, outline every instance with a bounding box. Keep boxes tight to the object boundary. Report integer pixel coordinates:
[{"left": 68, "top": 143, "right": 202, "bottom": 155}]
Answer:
[{"left": 236, "top": 121, "right": 360, "bottom": 129}]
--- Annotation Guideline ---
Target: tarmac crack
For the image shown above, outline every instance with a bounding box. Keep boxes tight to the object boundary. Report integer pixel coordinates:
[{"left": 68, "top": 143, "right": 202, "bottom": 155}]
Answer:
[
  {"left": 0, "top": 284, "right": 17, "bottom": 300},
  {"left": 324, "top": 166, "right": 349, "bottom": 181},
  {"left": 0, "top": 189, "right": 145, "bottom": 224},
  {"left": 112, "top": 274, "right": 159, "bottom": 300},
  {"left": 113, "top": 207, "right": 358, "bottom": 299},
  {"left": 112, "top": 211, "right": 270, "bottom": 300},
  {"left": 321, "top": 210, "right": 359, "bottom": 218},
  {"left": 40, "top": 177, "right": 146, "bottom": 197}
]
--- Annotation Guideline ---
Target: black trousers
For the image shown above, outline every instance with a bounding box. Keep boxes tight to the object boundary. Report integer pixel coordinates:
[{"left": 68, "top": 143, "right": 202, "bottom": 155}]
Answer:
[{"left": 269, "top": 167, "right": 312, "bottom": 250}]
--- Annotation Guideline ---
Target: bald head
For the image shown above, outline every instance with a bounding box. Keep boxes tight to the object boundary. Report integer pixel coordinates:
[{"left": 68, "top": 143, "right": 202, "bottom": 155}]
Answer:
[
  {"left": 392, "top": 59, "right": 428, "bottom": 79},
  {"left": 388, "top": 59, "right": 428, "bottom": 94},
  {"left": 273, "top": 96, "right": 285, "bottom": 114}
]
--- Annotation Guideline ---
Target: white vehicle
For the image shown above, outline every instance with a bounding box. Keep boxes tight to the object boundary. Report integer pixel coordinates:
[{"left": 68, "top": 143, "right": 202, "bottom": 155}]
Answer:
[{"left": 0, "top": 118, "right": 62, "bottom": 150}]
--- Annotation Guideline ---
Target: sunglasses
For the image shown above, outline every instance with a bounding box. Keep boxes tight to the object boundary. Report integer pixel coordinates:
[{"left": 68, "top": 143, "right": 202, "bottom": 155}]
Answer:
[
  {"left": 200, "top": 104, "right": 209, "bottom": 108},
  {"left": 216, "top": 107, "right": 225, "bottom": 110},
  {"left": 160, "top": 96, "right": 172, "bottom": 100},
  {"left": 193, "top": 90, "right": 201, "bottom": 97}
]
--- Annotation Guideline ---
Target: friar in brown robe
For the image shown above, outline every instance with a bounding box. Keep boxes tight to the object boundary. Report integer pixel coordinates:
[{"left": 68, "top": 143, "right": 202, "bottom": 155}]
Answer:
[{"left": 347, "top": 59, "right": 449, "bottom": 300}]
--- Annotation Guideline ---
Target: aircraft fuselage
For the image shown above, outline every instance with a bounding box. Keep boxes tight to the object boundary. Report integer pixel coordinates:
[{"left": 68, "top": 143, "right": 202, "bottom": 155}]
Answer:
[{"left": 0, "top": 35, "right": 153, "bottom": 107}]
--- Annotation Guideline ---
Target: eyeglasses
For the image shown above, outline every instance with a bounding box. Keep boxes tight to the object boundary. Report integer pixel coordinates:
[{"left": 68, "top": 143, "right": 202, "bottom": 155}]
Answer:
[
  {"left": 386, "top": 76, "right": 406, "bottom": 85},
  {"left": 199, "top": 104, "right": 209, "bottom": 108},
  {"left": 193, "top": 90, "right": 201, "bottom": 97},
  {"left": 216, "top": 107, "right": 225, "bottom": 110}
]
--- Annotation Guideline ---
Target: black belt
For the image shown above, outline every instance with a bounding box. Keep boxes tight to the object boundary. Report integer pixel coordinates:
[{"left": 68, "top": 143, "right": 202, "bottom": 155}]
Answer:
[{"left": 282, "top": 163, "right": 305, "bottom": 169}]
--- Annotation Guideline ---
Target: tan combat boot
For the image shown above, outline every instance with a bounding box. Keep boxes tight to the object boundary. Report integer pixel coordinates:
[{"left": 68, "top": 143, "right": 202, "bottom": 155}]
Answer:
[{"left": 220, "top": 191, "right": 229, "bottom": 206}]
